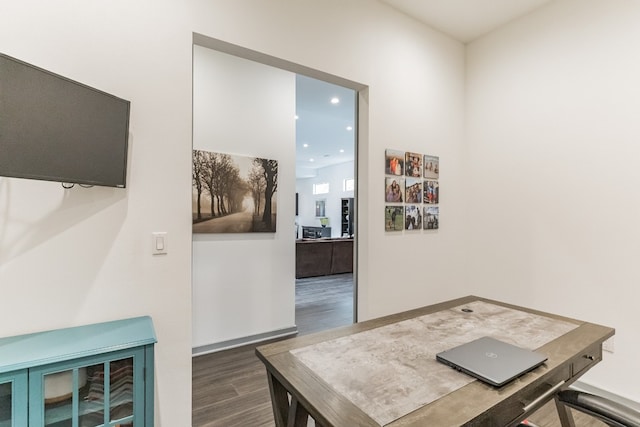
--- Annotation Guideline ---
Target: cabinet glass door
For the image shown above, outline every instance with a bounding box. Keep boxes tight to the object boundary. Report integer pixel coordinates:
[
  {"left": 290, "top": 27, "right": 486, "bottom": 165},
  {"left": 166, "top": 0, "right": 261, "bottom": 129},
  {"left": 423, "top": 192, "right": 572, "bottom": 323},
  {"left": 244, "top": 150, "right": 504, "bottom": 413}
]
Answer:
[
  {"left": 0, "top": 371, "right": 28, "bottom": 427},
  {"left": 43, "top": 364, "right": 97, "bottom": 426},
  {"left": 107, "top": 358, "right": 134, "bottom": 426},
  {"left": 0, "top": 381, "right": 11, "bottom": 427},
  {"left": 31, "top": 348, "right": 143, "bottom": 427},
  {"left": 42, "top": 358, "right": 135, "bottom": 427}
]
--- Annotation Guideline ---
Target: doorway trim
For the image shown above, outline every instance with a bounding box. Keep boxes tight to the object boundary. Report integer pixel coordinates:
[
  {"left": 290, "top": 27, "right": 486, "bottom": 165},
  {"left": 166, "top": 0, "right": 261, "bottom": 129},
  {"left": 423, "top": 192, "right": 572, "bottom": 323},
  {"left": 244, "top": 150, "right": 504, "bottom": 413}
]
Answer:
[{"left": 193, "top": 32, "right": 365, "bottom": 323}]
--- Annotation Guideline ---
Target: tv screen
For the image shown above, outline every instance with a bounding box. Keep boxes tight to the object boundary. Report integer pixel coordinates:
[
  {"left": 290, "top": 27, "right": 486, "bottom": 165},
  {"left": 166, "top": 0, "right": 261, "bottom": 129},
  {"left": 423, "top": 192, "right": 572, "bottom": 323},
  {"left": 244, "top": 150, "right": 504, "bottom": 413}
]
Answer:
[{"left": 0, "top": 53, "right": 130, "bottom": 188}]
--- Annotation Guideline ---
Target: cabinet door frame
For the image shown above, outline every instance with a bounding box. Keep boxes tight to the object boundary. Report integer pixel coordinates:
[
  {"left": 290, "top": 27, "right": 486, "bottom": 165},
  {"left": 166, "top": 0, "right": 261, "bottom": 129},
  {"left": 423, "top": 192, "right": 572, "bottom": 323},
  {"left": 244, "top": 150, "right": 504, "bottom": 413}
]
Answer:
[
  {"left": 28, "top": 347, "right": 145, "bottom": 427},
  {"left": 0, "top": 369, "right": 28, "bottom": 427}
]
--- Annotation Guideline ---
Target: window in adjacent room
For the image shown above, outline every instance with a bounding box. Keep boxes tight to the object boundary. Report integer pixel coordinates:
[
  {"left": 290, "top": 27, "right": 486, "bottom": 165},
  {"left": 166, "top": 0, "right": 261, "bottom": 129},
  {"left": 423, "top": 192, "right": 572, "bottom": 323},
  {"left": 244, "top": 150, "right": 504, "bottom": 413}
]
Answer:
[{"left": 313, "top": 182, "right": 330, "bottom": 195}]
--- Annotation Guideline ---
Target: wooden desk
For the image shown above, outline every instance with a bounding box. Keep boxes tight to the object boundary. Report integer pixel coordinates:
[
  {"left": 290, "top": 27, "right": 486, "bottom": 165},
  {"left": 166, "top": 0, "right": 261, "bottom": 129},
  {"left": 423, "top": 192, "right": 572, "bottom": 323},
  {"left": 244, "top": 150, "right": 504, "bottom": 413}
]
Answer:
[{"left": 256, "top": 296, "right": 614, "bottom": 427}]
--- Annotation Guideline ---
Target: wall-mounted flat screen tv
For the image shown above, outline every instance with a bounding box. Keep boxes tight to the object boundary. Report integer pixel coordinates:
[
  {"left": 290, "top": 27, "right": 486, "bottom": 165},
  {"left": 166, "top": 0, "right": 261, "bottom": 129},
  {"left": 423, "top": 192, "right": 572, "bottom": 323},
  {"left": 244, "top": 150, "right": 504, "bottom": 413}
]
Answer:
[{"left": 0, "top": 53, "right": 130, "bottom": 188}]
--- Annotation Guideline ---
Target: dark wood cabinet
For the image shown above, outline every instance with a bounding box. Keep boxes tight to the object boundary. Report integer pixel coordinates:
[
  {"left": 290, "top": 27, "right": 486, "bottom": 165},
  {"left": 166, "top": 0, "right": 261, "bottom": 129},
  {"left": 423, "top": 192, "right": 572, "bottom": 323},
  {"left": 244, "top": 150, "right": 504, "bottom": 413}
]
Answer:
[
  {"left": 330, "top": 239, "right": 354, "bottom": 274},
  {"left": 296, "top": 238, "right": 353, "bottom": 278}
]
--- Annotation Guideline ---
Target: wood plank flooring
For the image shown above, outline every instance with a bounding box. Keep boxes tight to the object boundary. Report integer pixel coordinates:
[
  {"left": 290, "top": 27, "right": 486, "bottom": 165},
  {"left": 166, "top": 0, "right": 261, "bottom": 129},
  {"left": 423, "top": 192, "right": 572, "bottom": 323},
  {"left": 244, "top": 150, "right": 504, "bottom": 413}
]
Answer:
[
  {"left": 192, "top": 274, "right": 604, "bottom": 426},
  {"left": 294, "top": 273, "right": 354, "bottom": 335},
  {"left": 193, "top": 274, "right": 353, "bottom": 426}
]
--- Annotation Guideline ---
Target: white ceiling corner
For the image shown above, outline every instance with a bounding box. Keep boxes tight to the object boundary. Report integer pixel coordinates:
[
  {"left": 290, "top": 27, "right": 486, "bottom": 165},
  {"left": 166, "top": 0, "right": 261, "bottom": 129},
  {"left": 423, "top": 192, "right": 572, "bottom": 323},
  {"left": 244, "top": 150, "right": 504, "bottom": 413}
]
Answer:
[
  {"left": 294, "top": 1, "right": 556, "bottom": 179},
  {"left": 378, "top": 0, "right": 554, "bottom": 43}
]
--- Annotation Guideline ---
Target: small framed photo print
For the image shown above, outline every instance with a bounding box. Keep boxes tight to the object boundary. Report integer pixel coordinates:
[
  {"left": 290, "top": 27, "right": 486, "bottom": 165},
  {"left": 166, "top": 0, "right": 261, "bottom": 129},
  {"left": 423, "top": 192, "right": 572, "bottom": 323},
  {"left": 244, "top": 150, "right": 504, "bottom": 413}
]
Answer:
[
  {"left": 424, "top": 180, "right": 439, "bottom": 204},
  {"left": 385, "top": 206, "right": 404, "bottom": 231},
  {"left": 424, "top": 206, "right": 439, "bottom": 230},
  {"left": 424, "top": 155, "right": 439, "bottom": 179},
  {"left": 385, "top": 149, "right": 404, "bottom": 176},
  {"left": 385, "top": 177, "right": 405, "bottom": 203},
  {"left": 405, "top": 177, "right": 422, "bottom": 203},
  {"left": 405, "top": 152, "right": 422, "bottom": 178},
  {"left": 405, "top": 205, "right": 422, "bottom": 230}
]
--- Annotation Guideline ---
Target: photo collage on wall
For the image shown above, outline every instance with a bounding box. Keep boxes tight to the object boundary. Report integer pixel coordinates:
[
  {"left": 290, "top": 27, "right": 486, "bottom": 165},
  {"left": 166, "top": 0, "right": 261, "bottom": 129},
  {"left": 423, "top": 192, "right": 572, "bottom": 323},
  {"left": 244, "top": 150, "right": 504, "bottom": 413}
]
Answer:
[{"left": 385, "top": 149, "right": 439, "bottom": 232}]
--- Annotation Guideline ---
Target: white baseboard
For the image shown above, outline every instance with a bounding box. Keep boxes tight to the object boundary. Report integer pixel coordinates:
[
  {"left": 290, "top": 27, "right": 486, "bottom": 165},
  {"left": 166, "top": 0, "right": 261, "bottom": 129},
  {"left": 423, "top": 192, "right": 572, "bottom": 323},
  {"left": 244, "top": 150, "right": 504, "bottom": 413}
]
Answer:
[{"left": 192, "top": 326, "right": 298, "bottom": 357}]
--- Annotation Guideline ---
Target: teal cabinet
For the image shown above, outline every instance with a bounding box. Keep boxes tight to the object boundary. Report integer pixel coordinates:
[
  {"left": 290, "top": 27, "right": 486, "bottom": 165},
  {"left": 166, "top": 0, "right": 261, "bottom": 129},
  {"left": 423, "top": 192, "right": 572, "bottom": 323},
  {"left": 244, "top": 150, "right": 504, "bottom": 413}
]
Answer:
[{"left": 0, "top": 317, "right": 156, "bottom": 427}]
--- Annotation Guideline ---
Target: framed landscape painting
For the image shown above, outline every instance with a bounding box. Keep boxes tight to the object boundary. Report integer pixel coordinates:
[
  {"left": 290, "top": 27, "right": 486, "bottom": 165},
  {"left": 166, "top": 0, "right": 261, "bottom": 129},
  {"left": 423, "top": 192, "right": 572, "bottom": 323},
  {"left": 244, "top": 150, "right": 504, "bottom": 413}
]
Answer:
[{"left": 192, "top": 150, "right": 278, "bottom": 233}]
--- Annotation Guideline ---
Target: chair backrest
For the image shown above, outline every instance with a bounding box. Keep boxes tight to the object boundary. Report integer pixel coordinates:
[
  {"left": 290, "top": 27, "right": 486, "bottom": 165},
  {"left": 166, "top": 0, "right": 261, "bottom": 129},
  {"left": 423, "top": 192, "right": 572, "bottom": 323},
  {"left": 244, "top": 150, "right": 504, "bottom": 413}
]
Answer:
[{"left": 557, "top": 390, "right": 640, "bottom": 427}]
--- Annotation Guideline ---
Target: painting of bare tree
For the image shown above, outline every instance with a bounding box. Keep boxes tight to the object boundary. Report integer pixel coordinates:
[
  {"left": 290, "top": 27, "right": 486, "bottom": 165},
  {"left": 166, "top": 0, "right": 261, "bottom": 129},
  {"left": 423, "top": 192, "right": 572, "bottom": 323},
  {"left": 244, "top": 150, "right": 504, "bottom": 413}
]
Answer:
[{"left": 192, "top": 150, "right": 278, "bottom": 233}]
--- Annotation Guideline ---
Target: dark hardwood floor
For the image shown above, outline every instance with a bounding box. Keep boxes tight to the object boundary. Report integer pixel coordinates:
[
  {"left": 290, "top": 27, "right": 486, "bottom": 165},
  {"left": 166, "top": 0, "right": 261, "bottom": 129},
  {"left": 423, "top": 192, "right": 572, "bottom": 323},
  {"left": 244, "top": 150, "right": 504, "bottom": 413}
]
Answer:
[
  {"left": 294, "top": 273, "right": 354, "bottom": 335},
  {"left": 193, "top": 273, "right": 353, "bottom": 426},
  {"left": 192, "top": 274, "right": 603, "bottom": 426}
]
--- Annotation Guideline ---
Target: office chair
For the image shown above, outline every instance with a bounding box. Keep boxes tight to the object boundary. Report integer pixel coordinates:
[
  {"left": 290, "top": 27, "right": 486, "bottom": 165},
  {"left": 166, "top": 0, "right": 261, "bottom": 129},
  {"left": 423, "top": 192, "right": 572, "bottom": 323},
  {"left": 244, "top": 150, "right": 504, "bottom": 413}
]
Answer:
[{"left": 555, "top": 390, "right": 640, "bottom": 427}]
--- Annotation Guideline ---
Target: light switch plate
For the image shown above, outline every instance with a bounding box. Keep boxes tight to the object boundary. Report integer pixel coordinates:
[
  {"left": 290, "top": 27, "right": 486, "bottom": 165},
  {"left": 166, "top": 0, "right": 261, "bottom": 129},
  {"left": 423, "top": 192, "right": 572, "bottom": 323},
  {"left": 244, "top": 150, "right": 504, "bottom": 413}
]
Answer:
[{"left": 152, "top": 232, "right": 168, "bottom": 255}]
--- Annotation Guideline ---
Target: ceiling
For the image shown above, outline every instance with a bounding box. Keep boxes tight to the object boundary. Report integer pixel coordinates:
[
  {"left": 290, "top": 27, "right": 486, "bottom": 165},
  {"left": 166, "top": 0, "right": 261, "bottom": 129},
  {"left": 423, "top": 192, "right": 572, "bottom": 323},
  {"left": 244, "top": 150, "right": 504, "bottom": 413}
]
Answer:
[
  {"left": 296, "top": 75, "right": 356, "bottom": 179},
  {"left": 378, "top": 0, "right": 554, "bottom": 43},
  {"left": 295, "top": 1, "right": 554, "bottom": 178}
]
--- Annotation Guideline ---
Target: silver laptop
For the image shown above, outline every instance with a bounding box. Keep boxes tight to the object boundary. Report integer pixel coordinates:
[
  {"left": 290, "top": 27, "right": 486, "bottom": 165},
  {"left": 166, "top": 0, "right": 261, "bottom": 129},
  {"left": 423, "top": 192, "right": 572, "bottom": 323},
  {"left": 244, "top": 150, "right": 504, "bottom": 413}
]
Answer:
[{"left": 436, "top": 336, "right": 548, "bottom": 387}]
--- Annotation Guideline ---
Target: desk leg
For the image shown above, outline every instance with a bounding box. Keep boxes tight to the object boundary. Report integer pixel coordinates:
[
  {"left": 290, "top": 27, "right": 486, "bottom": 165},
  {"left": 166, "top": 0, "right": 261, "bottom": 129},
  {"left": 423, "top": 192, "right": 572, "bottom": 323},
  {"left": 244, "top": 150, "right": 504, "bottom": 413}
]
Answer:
[
  {"left": 555, "top": 395, "right": 576, "bottom": 427},
  {"left": 267, "top": 372, "right": 290, "bottom": 427},
  {"left": 288, "top": 396, "right": 310, "bottom": 427}
]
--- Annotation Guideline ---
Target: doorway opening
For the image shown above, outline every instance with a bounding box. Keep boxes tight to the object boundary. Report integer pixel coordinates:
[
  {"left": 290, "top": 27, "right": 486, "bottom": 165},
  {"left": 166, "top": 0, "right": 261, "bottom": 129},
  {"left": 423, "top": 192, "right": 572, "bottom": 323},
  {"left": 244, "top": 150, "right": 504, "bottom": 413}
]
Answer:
[
  {"left": 191, "top": 34, "right": 364, "bottom": 354},
  {"left": 294, "top": 75, "right": 357, "bottom": 335}
]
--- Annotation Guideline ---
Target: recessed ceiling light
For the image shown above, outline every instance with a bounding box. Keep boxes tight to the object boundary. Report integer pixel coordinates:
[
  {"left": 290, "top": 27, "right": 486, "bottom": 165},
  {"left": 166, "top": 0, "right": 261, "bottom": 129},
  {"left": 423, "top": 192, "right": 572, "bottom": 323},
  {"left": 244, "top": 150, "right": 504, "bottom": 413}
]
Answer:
[
  {"left": 339, "top": 149, "right": 345, "bottom": 153},
  {"left": 295, "top": 115, "right": 299, "bottom": 120},
  {"left": 330, "top": 97, "right": 340, "bottom": 105},
  {"left": 346, "top": 126, "right": 353, "bottom": 131},
  {"left": 309, "top": 158, "right": 315, "bottom": 162},
  {"left": 303, "top": 143, "right": 309, "bottom": 148}
]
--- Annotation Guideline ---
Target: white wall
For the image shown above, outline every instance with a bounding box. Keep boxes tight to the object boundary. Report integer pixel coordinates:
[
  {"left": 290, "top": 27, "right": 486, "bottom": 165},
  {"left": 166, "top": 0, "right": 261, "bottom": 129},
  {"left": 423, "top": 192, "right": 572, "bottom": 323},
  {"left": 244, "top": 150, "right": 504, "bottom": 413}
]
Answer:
[
  {"left": 192, "top": 46, "right": 296, "bottom": 349},
  {"left": 466, "top": 0, "right": 640, "bottom": 402},
  {"left": 1, "top": 1, "right": 466, "bottom": 424},
  {"left": 296, "top": 161, "right": 355, "bottom": 238},
  {"left": 0, "top": 1, "right": 194, "bottom": 425},
  {"left": 189, "top": 0, "right": 467, "bottom": 322}
]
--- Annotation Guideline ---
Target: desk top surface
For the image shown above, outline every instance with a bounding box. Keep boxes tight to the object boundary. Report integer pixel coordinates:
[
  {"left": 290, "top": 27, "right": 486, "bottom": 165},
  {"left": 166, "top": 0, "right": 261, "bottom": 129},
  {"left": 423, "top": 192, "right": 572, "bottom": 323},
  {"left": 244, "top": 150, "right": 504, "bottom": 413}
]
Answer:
[{"left": 256, "top": 296, "right": 614, "bottom": 427}]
